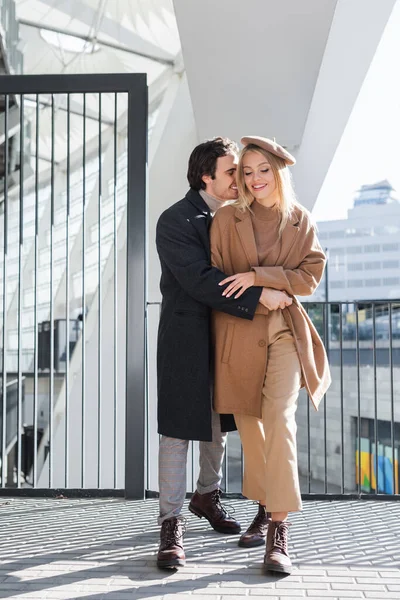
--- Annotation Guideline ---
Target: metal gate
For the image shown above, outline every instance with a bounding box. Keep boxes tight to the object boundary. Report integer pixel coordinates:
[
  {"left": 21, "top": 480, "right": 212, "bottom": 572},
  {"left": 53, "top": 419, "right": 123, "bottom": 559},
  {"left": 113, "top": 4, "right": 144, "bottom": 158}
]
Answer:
[{"left": 0, "top": 74, "right": 147, "bottom": 499}]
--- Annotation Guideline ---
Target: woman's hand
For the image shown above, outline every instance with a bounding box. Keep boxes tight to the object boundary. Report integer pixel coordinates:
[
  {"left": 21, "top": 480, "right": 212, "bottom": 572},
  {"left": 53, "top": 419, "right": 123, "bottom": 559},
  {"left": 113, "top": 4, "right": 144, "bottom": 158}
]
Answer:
[
  {"left": 259, "top": 288, "right": 293, "bottom": 311},
  {"left": 219, "top": 271, "right": 256, "bottom": 298}
]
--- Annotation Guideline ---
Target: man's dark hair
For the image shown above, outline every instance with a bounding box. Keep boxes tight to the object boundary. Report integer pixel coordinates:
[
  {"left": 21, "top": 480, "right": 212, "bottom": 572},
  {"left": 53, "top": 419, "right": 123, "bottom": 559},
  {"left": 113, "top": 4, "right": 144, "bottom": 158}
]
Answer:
[{"left": 187, "top": 137, "right": 238, "bottom": 191}]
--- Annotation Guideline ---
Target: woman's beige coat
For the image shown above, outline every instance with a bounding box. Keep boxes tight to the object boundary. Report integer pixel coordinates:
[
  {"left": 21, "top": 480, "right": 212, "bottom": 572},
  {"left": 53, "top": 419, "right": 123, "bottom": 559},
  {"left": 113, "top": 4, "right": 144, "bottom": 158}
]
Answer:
[{"left": 210, "top": 203, "right": 331, "bottom": 418}]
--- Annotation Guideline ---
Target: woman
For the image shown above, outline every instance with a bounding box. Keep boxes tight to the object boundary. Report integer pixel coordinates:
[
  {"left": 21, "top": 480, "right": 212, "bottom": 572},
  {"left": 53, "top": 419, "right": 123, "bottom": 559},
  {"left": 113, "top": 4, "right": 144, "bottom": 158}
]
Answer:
[{"left": 210, "top": 136, "right": 331, "bottom": 575}]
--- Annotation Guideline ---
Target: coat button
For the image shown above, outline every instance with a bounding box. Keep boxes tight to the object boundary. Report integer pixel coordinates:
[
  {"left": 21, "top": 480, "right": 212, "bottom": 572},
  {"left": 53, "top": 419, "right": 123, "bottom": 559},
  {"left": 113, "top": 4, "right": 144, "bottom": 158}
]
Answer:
[{"left": 258, "top": 340, "right": 266, "bottom": 347}]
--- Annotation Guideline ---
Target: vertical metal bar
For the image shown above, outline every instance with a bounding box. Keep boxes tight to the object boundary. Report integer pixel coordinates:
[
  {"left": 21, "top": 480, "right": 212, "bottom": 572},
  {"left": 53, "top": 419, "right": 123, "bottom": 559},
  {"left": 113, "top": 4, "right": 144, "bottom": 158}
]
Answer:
[
  {"left": 324, "top": 250, "right": 329, "bottom": 358},
  {"left": 81, "top": 94, "right": 87, "bottom": 489},
  {"left": 372, "top": 303, "right": 378, "bottom": 494},
  {"left": 125, "top": 77, "right": 148, "bottom": 499},
  {"left": 49, "top": 94, "right": 55, "bottom": 488},
  {"left": 144, "top": 304, "right": 149, "bottom": 491},
  {"left": 356, "top": 303, "right": 361, "bottom": 495},
  {"left": 33, "top": 94, "right": 40, "bottom": 487},
  {"left": 307, "top": 394, "right": 311, "bottom": 493},
  {"left": 113, "top": 92, "right": 118, "bottom": 488},
  {"left": 17, "top": 95, "right": 25, "bottom": 488},
  {"left": 323, "top": 302, "right": 328, "bottom": 493},
  {"left": 191, "top": 440, "right": 195, "bottom": 492},
  {"left": 65, "top": 94, "right": 71, "bottom": 488},
  {"left": 240, "top": 444, "right": 244, "bottom": 490},
  {"left": 339, "top": 303, "right": 344, "bottom": 493},
  {"left": 97, "top": 93, "right": 102, "bottom": 488},
  {"left": 225, "top": 436, "right": 229, "bottom": 493},
  {"left": 389, "top": 302, "right": 395, "bottom": 493},
  {"left": 1, "top": 95, "right": 9, "bottom": 488},
  {"left": 305, "top": 304, "right": 311, "bottom": 493}
]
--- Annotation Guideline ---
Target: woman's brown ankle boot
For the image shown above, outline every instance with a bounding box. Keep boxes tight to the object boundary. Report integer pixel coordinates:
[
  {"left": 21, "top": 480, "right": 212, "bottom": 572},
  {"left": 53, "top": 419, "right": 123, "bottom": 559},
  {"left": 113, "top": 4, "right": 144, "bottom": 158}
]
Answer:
[{"left": 264, "top": 520, "right": 292, "bottom": 575}]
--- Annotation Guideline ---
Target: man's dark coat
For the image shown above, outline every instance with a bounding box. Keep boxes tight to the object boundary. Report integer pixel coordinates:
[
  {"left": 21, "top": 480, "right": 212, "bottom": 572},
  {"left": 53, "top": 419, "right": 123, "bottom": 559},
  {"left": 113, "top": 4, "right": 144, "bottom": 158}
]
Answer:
[{"left": 156, "top": 189, "right": 262, "bottom": 441}]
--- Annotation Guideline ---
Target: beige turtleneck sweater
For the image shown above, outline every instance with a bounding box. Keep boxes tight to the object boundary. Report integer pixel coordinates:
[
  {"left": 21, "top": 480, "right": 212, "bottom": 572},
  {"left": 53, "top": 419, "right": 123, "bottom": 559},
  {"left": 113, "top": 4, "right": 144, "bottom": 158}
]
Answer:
[
  {"left": 250, "top": 200, "right": 281, "bottom": 315},
  {"left": 199, "top": 189, "right": 226, "bottom": 215},
  {"left": 250, "top": 200, "right": 281, "bottom": 265}
]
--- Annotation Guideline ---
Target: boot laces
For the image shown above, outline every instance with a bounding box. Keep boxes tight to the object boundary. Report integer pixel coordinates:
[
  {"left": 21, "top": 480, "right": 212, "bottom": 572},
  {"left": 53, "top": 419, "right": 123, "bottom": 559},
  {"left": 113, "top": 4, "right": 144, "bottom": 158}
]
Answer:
[
  {"left": 248, "top": 504, "right": 268, "bottom": 534},
  {"left": 163, "top": 517, "right": 186, "bottom": 546},
  {"left": 272, "top": 521, "right": 290, "bottom": 553},
  {"left": 210, "top": 489, "right": 235, "bottom": 519}
]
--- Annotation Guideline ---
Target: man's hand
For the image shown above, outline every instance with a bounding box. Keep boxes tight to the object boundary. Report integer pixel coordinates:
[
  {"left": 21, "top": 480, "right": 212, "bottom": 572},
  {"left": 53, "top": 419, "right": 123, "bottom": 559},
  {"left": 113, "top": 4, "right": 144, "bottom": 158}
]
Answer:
[
  {"left": 259, "top": 288, "right": 293, "bottom": 310},
  {"left": 219, "top": 271, "right": 256, "bottom": 298}
]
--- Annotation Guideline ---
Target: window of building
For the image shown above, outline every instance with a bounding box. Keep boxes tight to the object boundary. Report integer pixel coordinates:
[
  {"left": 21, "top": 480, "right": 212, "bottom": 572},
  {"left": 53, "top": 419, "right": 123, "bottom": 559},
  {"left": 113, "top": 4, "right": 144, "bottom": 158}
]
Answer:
[
  {"left": 330, "top": 248, "right": 345, "bottom": 256},
  {"left": 331, "top": 281, "right": 346, "bottom": 289},
  {"left": 383, "top": 277, "right": 400, "bottom": 286},
  {"left": 364, "top": 244, "right": 381, "bottom": 253},
  {"left": 364, "top": 279, "right": 381, "bottom": 287},
  {"left": 382, "top": 260, "right": 399, "bottom": 269},
  {"left": 353, "top": 227, "right": 374, "bottom": 237},
  {"left": 380, "top": 225, "right": 400, "bottom": 235},
  {"left": 345, "top": 228, "right": 357, "bottom": 237},
  {"left": 347, "top": 246, "right": 363, "bottom": 254},
  {"left": 329, "top": 231, "right": 346, "bottom": 239},
  {"left": 347, "top": 279, "right": 364, "bottom": 287},
  {"left": 348, "top": 263, "right": 363, "bottom": 271},
  {"left": 364, "top": 261, "right": 381, "bottom": 270},
  {"left": 382, "top": 243, "right": 399, "bottom": 252}
]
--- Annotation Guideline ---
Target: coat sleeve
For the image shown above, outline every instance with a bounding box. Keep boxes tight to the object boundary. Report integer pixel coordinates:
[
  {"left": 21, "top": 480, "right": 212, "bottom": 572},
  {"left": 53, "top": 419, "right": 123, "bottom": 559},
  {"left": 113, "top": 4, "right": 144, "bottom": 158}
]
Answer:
[
  {"left": 251, "top": 216, "right": 326, "bottom": 296},
  {"left": 156, "top": 209, "right": 262, "bottom": 319}
]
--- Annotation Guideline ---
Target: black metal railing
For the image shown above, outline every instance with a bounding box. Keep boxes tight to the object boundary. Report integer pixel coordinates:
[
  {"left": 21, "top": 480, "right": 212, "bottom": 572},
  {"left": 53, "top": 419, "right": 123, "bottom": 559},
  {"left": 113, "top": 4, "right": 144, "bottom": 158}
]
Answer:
[
  {"left": 146, "top": 300, "right": 400, "bottom": 500},
  {"left": 298, "top": 300, "right": 399, "bottom": 499},
  {"left": 0, "top": 74, "right": 147, "bottom": 498}
]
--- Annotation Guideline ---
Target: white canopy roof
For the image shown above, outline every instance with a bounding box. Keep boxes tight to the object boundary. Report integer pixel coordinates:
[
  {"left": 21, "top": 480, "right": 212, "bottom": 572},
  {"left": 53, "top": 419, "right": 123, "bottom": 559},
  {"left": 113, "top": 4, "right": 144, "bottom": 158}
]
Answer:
[
  {"left": 16, "top": 0, "right": 180, "bottom": 80},
  {"left": 12, "top": 0, "right": 181, "bottom": 176}
]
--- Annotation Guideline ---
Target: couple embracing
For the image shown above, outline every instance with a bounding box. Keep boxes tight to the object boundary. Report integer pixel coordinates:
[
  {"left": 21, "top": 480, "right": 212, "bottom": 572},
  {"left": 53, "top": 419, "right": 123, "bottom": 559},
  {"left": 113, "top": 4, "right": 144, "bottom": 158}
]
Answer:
[{"left": 155, "top": 135, "right": 331, "bottom": 575}]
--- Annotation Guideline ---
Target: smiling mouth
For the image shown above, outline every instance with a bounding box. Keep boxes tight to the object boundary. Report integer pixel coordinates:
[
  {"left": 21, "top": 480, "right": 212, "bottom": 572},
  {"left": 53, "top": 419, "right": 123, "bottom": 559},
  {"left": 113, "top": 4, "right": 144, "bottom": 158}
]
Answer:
[{"left": 253, "top": 184, "right": 267, "bottom": 190}]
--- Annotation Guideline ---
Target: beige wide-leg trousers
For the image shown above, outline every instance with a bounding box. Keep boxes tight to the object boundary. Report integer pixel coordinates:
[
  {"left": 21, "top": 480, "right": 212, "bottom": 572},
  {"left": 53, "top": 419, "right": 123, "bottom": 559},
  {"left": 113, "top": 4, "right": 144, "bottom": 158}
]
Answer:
[{"left": 234, "top": 309, "right": 303, "bottom": 513}]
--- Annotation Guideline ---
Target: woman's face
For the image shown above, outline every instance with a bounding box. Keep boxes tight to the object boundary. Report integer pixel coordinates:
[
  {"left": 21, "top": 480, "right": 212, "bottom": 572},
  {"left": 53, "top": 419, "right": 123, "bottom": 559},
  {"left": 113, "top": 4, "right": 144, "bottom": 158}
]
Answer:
[{"left": 242, "top": 150, "right": 277, "bottom": 205}]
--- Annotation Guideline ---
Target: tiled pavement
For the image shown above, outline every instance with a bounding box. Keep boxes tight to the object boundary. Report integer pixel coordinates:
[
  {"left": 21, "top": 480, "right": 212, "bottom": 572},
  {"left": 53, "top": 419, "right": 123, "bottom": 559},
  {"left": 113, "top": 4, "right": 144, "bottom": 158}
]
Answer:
[{"left": 0, "top": 497, "right": 399, "bottom": 600}]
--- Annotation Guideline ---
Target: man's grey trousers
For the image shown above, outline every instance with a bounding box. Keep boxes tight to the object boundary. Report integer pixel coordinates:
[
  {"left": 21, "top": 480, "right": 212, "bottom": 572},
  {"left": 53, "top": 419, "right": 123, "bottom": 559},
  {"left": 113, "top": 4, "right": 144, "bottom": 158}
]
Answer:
[{"left": 158, "top": 410, "right": 226, "bottom": 525}]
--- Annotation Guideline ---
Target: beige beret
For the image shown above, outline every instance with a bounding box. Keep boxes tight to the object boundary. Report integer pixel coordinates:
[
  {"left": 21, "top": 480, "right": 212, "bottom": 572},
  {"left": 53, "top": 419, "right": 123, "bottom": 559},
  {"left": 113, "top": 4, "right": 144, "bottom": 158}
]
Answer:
[{"left": 241, "top": 136, "right": 296, "bottom": 166}]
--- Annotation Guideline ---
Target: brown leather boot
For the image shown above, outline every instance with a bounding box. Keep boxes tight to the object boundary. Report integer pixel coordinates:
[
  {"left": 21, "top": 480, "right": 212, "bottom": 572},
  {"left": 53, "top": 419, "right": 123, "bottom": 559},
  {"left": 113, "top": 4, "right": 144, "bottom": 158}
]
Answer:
[
  {"left": 157, "top": 517, "right": 186, "bottom": 569},
  {"left": 264, "top": 520, "right": 292, "bottom": 575},
  {"left": 238, "top": 504, "right": 271, "bottom": 548},
  {"left": 189, "top": 489, "right": 241, "bottom": 534}
]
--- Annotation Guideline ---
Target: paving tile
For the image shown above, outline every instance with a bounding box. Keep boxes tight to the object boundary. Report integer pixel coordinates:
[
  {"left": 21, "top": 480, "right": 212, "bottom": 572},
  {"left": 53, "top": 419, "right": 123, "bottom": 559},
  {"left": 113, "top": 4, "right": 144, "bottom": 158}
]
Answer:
[
  {"left": 331, "top": 582, "right": 387, "bottom": 590},
  {"left": 364, "top": 594, "right": 400, "bottom": 599},
  {"left": 250, "top": 590, "right": 305, "bottom": 596}
]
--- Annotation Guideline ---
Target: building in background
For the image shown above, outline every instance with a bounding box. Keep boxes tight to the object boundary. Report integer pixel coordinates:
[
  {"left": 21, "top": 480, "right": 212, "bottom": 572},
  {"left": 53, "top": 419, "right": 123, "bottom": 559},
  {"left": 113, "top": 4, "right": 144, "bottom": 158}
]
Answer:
[{"left": 311, "top": 180, "right": 400, "bottom": 302}]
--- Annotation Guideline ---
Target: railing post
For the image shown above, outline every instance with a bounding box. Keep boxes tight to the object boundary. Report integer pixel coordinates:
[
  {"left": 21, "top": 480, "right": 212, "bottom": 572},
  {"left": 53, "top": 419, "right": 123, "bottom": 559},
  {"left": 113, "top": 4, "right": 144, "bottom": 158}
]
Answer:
[{"left": 125, "top": 77, "right": 148, "bottom": 499}]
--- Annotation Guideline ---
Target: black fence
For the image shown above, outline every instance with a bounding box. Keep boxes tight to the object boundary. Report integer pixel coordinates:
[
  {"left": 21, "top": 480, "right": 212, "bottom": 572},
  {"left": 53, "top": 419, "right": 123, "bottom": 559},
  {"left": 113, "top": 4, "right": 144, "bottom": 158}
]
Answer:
[
  {"left": 146, "top": 300, "right": 400, "bottom": 501},
  {"left": 298, "top": 300, "right": 400, "bottom": 500},
  {"left": 0, "top": 74, "right": 147, "bottom": 498}
]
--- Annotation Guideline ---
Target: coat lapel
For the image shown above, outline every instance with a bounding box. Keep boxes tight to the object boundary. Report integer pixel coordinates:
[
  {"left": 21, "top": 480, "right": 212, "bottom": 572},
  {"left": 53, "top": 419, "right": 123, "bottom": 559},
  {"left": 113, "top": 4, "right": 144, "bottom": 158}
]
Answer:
[
  {"left": 234, "top": 205, "right": 301, "bottom": 269},
  {"left": 234, "top": 209, "right": 259, "bottom": 267},
  {"left": 275, "top": 211, "right": 300, "bottom": 265},
  {"left": 185, "top": 189, "right": 212, "bottom": 254}
]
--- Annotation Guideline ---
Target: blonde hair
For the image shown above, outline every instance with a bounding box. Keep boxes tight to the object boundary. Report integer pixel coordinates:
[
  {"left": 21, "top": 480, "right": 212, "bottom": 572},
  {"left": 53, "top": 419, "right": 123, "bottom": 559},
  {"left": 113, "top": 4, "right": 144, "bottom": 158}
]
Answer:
[{"left": 235, "top": 145, "right": 297, "bottom": 237}]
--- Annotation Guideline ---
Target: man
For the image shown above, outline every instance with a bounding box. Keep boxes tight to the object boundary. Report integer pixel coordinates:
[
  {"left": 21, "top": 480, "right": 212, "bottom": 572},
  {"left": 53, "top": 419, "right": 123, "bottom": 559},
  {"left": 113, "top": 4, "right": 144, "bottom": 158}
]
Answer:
[{"left": 156, "top": 137, "right": 273, "bottom": 569}]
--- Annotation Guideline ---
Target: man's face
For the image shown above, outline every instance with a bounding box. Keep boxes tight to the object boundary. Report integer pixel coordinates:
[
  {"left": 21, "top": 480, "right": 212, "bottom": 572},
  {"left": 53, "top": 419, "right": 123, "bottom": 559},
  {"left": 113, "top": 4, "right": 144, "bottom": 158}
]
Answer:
[{"left": 202, "top": 153, "right": 238, "bottom": 201}]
